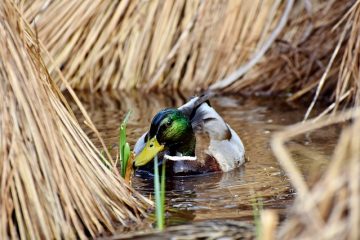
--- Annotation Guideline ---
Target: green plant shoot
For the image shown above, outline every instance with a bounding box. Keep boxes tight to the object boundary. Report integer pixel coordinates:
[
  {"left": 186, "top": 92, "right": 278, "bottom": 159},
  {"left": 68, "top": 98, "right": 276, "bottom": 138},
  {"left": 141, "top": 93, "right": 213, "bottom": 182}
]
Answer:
[
  {"left": 154, "top": 155, "right": 166, "bottom": 230},
  {"left": 161, "top": 159, "right": 166, "bottom": 217},
  {"left": 252, "top": 197, "right": 263, "bottom": 239},
  {"left": 119, "top": 111, "right": 131, "bottom": 178}
]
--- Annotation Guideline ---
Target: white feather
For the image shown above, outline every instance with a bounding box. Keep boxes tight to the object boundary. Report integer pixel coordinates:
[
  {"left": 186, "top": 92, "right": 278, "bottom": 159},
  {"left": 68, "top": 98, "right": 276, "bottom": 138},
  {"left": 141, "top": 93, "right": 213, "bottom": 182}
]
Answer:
[
  {"left": 164, "top": 155, "right": 197, "bottom": 161},
  {"left": 207, "top": 126, "right": 245, "bottom": 172}
]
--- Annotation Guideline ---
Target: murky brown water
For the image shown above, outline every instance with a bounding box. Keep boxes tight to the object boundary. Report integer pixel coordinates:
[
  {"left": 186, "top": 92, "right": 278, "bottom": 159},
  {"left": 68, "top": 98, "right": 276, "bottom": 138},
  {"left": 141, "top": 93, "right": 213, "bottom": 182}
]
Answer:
[{"left": 69, "top": 91, "right": 339, "bottom": 227}]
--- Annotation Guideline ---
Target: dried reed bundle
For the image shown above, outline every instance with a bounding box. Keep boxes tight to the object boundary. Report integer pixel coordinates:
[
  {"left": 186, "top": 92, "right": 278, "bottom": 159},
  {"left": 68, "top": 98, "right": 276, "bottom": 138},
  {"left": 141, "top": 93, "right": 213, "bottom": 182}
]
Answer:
[
  {"left": 19, "top": 0, "right": 360, "bottom": 114},
  {"left": 20, "top": 0, "right": 286, "bottom": 91},
  {"left": 0, "top": 1, "right": 150, "bottom": 239},
  {"left": 267, "top": 109, "right": 360, "bottom": 240},
  {"left": 237, "top": 0, "right": 360, "bottom": 114}
]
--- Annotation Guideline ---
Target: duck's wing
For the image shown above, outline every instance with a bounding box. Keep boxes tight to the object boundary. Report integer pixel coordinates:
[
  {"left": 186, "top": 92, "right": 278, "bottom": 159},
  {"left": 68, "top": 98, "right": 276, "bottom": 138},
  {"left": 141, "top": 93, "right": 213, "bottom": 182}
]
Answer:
[
  {"left": 178, "top": 93, "right": 231, "bottom": 140},
  {"left": 179, "top": 93, "right": 246, "bottom": 171},
  {"left": 178, "top": 93, "right": 213, "bottom": 120}
]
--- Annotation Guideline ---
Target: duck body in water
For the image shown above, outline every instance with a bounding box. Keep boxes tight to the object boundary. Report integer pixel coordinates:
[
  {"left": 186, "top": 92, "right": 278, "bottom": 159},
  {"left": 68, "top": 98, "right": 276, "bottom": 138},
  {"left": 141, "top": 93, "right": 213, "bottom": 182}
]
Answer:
[{"left": 133, "top": 94, "right": 245, "bottom": 176}]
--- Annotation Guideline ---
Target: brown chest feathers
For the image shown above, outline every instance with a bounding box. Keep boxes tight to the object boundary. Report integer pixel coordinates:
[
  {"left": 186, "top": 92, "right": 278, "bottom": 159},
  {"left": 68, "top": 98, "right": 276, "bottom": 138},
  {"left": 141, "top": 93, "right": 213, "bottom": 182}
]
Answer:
[
  {"left": 167, "top": 132, "right": 221, "bottom": 176},
  {"left": 167, "top": 154, "right": 221, "bottom": 176}
]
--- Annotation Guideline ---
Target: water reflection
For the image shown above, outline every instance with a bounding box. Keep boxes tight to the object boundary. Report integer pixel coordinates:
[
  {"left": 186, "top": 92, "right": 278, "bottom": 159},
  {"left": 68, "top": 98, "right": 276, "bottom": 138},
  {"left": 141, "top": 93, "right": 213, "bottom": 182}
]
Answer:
[{"left": 69, "top": 91, "right": 338, "bottom": 225}]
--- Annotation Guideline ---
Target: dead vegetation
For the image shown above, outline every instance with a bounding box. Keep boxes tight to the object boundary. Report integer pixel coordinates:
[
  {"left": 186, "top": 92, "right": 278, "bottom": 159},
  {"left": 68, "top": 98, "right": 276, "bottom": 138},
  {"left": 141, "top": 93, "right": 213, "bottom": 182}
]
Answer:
[
  {"left": 267, "top": 108, "right": 360, "bottom": 240},
  {"left": 0, "top": 1, "right": 150, "bottom": 239},
  {"left": 19, "top": 0, "right": 285, "bottom": 91},
  {"left": 1, "top": 0, "right": 360, "bottom": 239},
  {"left": 262, "top": 2, "right": 360, "bottom": 239},
  {"left": 17, "top": 0, "right": 360, "bottom": 112}
]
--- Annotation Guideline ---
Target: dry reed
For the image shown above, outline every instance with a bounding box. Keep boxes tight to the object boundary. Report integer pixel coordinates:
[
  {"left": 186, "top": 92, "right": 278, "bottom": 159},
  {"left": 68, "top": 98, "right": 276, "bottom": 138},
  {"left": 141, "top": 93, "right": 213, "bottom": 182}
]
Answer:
[
  {"left": 17, "top": 0, "right": 360, "bottom": 114},
  {"left": 0, "top": 1, "right": 150, "bottom": 239},
  {"left": 266, "top": 109, "right": 360, "bottom": 240},
  {"left": 2, "top": 0, "right": 360, "bottom": 239},
  {"left": 19, "top": 0, "right": 285, "bottom": 92},
  {"left": 260, "top": 4, "right": 360, "bottom": 238}
]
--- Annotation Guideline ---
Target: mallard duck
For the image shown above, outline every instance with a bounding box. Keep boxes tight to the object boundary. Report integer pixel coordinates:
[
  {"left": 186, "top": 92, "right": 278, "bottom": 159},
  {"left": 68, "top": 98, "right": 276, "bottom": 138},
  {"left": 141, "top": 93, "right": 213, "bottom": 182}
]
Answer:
[{"left": 133, "top": 93, "right": 245, "bottom": 175}]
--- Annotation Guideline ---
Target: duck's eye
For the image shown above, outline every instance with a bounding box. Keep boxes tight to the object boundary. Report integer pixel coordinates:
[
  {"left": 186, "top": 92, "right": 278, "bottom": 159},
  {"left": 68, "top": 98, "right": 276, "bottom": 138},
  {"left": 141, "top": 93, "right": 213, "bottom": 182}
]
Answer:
[
  {"left": 149, "top": 143, "right": 154, "bottom": 148},
  {"left": 166, "top": 120, "right": 172, "bottom": 127}
]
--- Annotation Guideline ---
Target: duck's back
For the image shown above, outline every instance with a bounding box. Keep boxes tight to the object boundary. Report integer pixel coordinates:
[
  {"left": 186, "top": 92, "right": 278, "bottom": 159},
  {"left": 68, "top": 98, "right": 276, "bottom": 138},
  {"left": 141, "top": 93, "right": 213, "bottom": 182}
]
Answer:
[{"left": 178, "top": 95, "right": 245, "bottom": 172}]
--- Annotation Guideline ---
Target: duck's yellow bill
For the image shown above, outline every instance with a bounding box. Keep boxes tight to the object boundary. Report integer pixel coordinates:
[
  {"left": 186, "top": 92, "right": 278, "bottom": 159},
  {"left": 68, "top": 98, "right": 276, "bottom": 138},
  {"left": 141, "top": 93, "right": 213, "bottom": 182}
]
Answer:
[{"left": 134, "top": 137, "right": 165, "bottom": 167}]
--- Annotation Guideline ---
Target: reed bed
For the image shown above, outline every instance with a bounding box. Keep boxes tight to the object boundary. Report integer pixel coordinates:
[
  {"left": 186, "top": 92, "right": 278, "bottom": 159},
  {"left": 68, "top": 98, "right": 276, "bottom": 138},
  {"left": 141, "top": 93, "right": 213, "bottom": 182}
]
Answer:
[
  {"left": 266, "top": 109, "right": 360, "bottom": 240},
  {"left": 20, "top": 0, "right": 285, "bottom": 92},
  {"left": 241, "top": 0, "right": 360, "bottom": 119},
  {"left": 2, "top": 0, "right": 360, "bottom": 239},
  {"left": 0, "top": 1, "right": 150, "bottom": 239},
  {"left": 260, "top": 2, "right": 360, "bottom": 239},
  {"left": 18, "top": 0, "right": 360, "bottom": 112}
]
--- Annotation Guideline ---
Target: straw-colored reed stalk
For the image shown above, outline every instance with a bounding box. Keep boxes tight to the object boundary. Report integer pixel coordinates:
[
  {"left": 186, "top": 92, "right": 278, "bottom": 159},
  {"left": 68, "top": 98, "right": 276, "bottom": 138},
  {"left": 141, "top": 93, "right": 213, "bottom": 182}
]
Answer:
[
  {"left": 241, "top": 0, "right": 360, "bottom": 119},
  {"left": 19, "top": 1, "right": 360, "bottom": 113},
  {"left": 256, "top": 4, "right": 360, "bottom": 234},
  {"left": 3, "top": 0, "right": 360, "bottom": 238},
  {"left": 0, "top": 1, "right": 150, "bottom": 239},
  {"left": 264, "top": 109, "right": 360, "bottom": 240},
  {"left": 19, "top": 0, "right": 286, "bottom": 92},
  {"left": 262, "top": 5, "right": 360, "bottom": 238}
]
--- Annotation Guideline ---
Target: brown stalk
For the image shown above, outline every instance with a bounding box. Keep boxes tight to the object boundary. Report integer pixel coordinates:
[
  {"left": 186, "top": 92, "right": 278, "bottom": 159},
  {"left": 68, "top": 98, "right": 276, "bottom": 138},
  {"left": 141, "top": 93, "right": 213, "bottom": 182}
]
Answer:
[
  {"left": 269, "top": 108, "right": 360, "bottom": 240},
  {"left": 0, "top": 1, "right": 151, "bottom": 239}
]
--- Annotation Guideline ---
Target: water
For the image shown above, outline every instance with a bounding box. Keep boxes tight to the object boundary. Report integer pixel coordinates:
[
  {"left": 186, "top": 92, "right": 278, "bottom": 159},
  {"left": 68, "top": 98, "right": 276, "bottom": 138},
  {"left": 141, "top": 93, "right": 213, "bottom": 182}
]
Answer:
[{"left": 69, "top": 91, "right": 339, "bottom": 227}]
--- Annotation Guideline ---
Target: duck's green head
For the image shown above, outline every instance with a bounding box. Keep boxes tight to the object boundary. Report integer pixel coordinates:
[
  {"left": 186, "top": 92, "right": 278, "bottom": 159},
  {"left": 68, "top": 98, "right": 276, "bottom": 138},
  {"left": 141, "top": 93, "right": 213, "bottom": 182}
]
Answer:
[{"left": 134, "top": 108, "right": 195, "bottom": 167}]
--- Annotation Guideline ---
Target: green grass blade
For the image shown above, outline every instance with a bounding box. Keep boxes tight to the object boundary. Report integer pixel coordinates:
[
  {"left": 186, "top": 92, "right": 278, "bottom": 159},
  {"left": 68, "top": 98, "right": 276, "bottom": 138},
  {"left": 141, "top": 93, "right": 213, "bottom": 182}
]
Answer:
[
  {"left": 119, "top": 111, "right": 131, "bottom": 177},
  {"left": 161, "top": 159, "right": 166, "bottom": 224},
  {"left": 154, "top": 155, "right": 164, "bottom": 230},
  {"left": 121, "top": 142, "right": 130, "bottom": 177},
  {"left": 119, "top": 126, "right": 126, "bottom": 176},
  {"left": 252, "top": 197, "right": 263, "bottom": 239}
]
